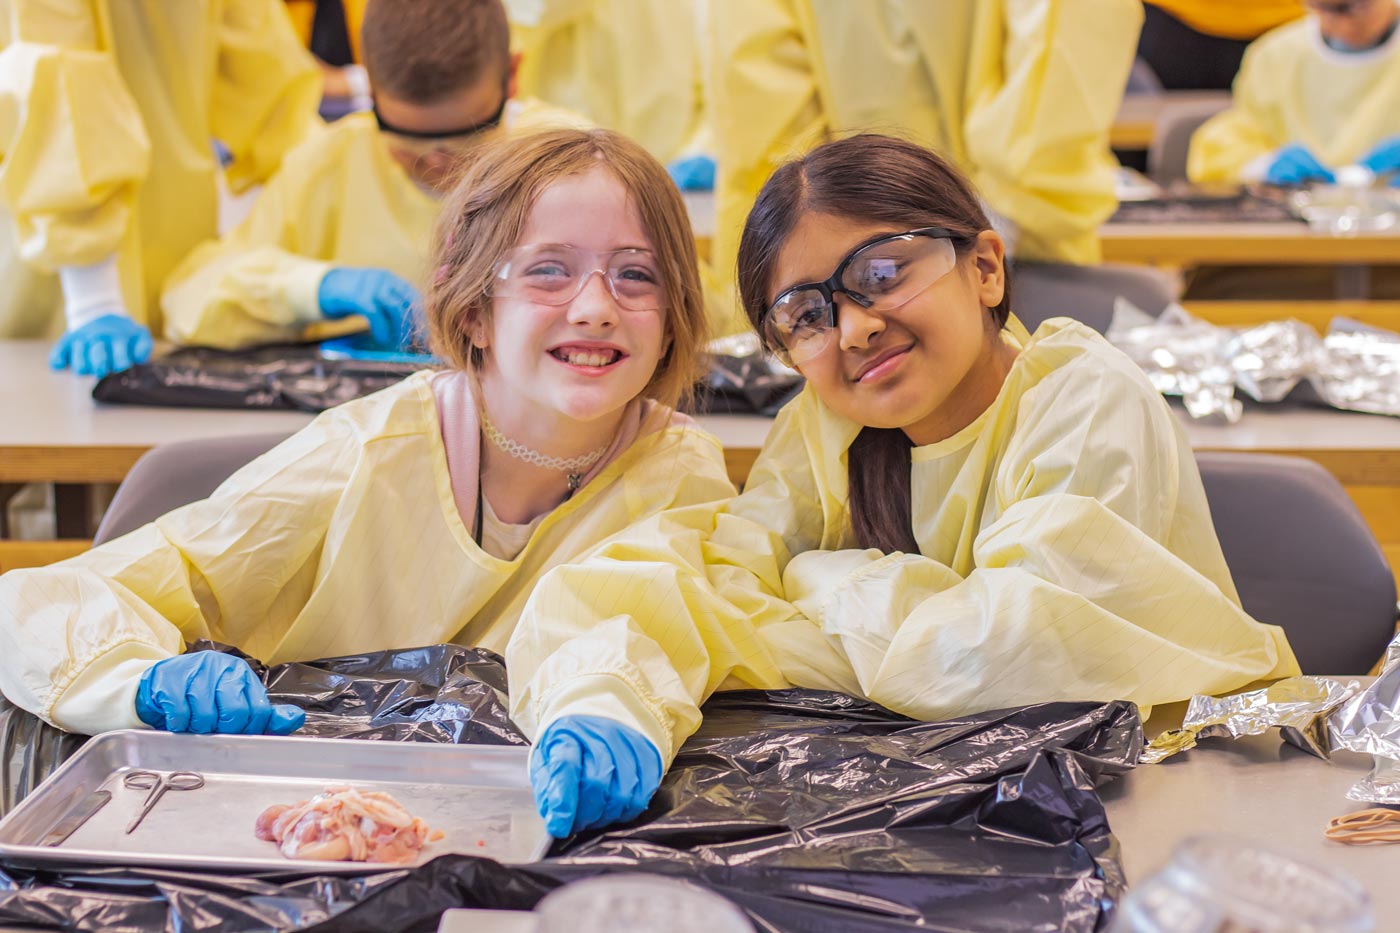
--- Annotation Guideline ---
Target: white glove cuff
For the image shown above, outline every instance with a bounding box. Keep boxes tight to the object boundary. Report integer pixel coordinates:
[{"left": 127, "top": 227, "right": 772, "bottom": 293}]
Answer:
[
  {"left": 58, "top": 255, "right": 128, "bottom": 330},
  {"left": 343, "top": 65, "right": 372, "bottom": 112},
  {"left": 1240, "top": 151, "right": 1278, "bottom": 184}
]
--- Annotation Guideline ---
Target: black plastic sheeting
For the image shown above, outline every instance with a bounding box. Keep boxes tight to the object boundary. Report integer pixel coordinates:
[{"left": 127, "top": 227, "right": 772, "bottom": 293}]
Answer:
[
  {"left": 91, "top": 344, "right": 428, "bottom": 413},
  {"left": 90, "top": 343, "right": 803, "bottom": 417},
  {"left": 0, "top": 646, "right": 1141, "bottom": 932}
]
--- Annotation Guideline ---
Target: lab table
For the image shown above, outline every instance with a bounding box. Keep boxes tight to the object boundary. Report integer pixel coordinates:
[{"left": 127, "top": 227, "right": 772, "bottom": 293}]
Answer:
[{"left": 1103, "top": 732, "right": 1398, "bottom": 919}]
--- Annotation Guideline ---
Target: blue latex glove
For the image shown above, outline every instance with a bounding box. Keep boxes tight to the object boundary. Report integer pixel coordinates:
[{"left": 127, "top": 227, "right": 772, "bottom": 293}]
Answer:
[
  {"left": 529, "top": 715, "right": 663, "bottom": 838},
  {"left": 135, "top": 651, "right": 305, "bottom": 735},
  {"left": 49, "top": 313, "right": 153, "bottom": 378},
  {"left": 317, "top": 267, "right": 419, "bottom": 351},
  {"left": 667, "top": 154, "right": 716, "bottom": 192},
  {"left": 1265, "top": 144, "right": 1336, "bottom": 186},
  {"left": 1359, "top": 136, "right": 1400, "bottom": 185}
]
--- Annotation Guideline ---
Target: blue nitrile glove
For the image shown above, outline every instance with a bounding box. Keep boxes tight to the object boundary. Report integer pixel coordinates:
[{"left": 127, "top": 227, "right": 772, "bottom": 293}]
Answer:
[
  {"left": 1359, "top": 136, "right": 1400, "bottom": 185},
  {"left": 1265, "top": 144, "right": 1336, "bottom": 186},
  {"left": 529, "top": 715, "right": 663, "bottom": 838},
  {"left": 667, "top": 154, "right": 716, "bottom": 192},
  {"left": 49, "top": 313, "right": 153, "bottom": 378},
  {"left": 317, "top": 267, "right": 419, "bottom": 351},
  {"left": 135, "top": 651, "right": 305, "bottom": 735}
]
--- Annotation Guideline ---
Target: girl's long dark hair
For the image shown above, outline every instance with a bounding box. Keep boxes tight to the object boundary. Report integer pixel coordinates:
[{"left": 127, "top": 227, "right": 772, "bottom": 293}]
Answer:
[{"left": 736, "top": 134, "right": 1012, "bottom": 554}]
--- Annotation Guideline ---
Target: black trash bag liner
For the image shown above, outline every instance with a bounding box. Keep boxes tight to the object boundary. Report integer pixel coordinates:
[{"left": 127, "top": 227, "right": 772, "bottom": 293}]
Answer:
[
  {"left": 691, "top": 345, "right": 804, "bottom": 417},
  {"left": 91, "top": 344, "right": 429, "bottom": 413},
  {"left": 204, "top": 641, "right": 528, "bottom": 747},
  {"left": 0, "top": 668, "right": 1141, "bottom": 933},
  {"left": 91, "top": 341, "right": 807, "bottom": 417}
]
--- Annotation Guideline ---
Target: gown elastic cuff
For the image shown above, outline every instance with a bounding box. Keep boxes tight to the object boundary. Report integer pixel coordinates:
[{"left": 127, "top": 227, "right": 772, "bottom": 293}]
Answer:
[
  {"left": 58, "top": 255, "right": 127, "bottom": 329},
  {"left": 535, "top": 672, "right": 675, "bottom": 764}
]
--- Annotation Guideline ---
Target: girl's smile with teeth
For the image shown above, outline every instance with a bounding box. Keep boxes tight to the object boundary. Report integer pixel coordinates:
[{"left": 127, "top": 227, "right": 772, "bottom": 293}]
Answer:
[{"left": 551, "top": 346, "right": 625, "bottom": 367}]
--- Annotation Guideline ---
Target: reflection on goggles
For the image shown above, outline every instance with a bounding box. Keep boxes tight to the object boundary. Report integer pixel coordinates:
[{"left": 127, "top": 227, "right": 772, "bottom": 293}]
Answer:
[
  {"left": 762, "top": 231, "right": 957, "bottom": 366},
  {"left": 492, "top": 244, "right": 667, "bottom": 312}
]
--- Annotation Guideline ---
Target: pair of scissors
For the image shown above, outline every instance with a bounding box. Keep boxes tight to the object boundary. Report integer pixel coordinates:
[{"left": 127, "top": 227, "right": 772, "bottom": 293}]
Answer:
[{"left": 123, "top": 769, "right": 205, "bottom": 834}]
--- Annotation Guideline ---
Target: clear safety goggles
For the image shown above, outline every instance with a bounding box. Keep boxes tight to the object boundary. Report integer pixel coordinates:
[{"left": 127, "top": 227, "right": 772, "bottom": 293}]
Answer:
[
  {"left": 490, "top": 244, "right": 668, "bottom": 312},
  {"left": 759, "top": 227, "right": 958, "bottom": 366}
]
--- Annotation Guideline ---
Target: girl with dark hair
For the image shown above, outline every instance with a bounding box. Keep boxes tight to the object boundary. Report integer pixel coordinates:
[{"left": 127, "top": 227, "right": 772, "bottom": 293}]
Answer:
[{"left": 507, "top": 134, "right": 1298, "bottom": 776}]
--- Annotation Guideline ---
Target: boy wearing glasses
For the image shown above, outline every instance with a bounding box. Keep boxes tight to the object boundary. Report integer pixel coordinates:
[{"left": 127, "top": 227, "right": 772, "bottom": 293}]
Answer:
[
  {"left": 160, "top": 0, "right": 585, "bottom": 352},
  {"left": 1189, "top": 0, "right": 1400, "bottom": 186}
]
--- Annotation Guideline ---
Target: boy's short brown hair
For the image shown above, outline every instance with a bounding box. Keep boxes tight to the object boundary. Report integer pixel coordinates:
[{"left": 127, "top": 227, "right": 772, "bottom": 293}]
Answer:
[{"left": 361, "top": 0, "right": 510, "bottom": 103}]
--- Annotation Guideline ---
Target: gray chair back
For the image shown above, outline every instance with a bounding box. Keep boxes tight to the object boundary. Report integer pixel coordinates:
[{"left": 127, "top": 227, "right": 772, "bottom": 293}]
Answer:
[
  {"left": 1012, "top": 261, "right": 1177, "bottom": 333},
  {"left": 1196, "top": 451, "right": 1396, "bottom": 674},
  {"left": 94, "top": 433, "right": 292, "bottom": 545},
  {"left": 1148, "top": 97, "right": 1231, "bottom": 184}
]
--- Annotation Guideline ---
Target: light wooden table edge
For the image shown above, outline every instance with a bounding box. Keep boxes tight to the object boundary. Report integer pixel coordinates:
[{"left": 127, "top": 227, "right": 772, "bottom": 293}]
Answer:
[
  {"left": 1101, "top": 231, "right": 1400, "bottom": 265},
  {"left": 0, "top": 446, "right": 149, "bottom": 485}
]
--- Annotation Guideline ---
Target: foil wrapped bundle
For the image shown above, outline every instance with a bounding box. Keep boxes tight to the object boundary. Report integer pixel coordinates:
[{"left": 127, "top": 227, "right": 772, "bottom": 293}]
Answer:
[
  {"left": 1329, "top": 634, "right": 1400, "bottom": 803},
  {"left": 1141, "top": 676, "right": 1363, "bottom": 764},
  {"left": 1312, "top": 322, "right": 1400, "bottom": 418},
  {"left": 1142, "top": 632, "right": 1400, "bottom": 804},
  {"left": 1107, "top": 303, "right": 1240, "bottom": 422},
  {"left": 1106, "top": 303, "right": 1400, "bottom": 421}
]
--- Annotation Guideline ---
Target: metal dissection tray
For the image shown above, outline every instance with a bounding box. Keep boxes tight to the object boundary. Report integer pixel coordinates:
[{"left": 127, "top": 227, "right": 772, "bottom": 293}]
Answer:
[{"left": 0, "top": 730, "right": 550, "bottom": 873}]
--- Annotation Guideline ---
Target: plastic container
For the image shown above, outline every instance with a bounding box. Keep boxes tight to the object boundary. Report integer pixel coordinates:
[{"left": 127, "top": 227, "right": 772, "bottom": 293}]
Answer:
[{"left": 1110, "top": 835, "right": 1373, "bottom": 932}]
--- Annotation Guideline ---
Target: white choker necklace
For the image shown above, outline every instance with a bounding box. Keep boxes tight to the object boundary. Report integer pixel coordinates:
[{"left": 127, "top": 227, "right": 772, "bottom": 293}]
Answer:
[{"left": 481, "top": 411, "right": 609, "bottom": 491}]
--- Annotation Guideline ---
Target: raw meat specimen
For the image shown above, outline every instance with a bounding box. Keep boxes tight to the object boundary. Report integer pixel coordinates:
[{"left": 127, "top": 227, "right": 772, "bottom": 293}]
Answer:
[{"left": 254, "top": 786, "right": 443, "bottom": 863}]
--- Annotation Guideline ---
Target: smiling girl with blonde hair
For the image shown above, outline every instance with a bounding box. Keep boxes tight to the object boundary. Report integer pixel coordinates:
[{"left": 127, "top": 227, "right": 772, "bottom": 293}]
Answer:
[{"left": 0, "top": 128, "right": 731, "bottom": 839}]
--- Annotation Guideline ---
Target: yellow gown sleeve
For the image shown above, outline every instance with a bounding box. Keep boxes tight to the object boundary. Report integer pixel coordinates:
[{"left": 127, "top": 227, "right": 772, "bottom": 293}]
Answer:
[
  {"left": 0, "top": 0, "right": 151, "bottom": 269},
  {"left": 210, "top": 0, "right": 323, "bottom": 194},
  {"left": 706, "top": 0, "right": 828, "bottom": 335},
  {"left": 782, "top": 366, "right": 1300, "bottom": 721},
  {"left": 1187, "top": 40, "right": 1283, "bottom": 184},
  {"left": 506, "top": 412, "right": 818, "bottom": 760},
  {"left": 0, "top": 412, "right": 362, "bottom": 734},
  {"left": 962, "top": 0, "right": 1142, "bottom": 266},
  {"left": 159, "top": 140, "right": 335, "bottom": 349}
]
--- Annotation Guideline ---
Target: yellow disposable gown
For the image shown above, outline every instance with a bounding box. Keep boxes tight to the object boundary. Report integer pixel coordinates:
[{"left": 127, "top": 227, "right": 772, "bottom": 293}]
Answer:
[
  {"left": 0, "top": 0, "right": 322, "bottom": 337},
  {"left": 0, "top": 370, "right": 735, "bottom": 735},
  {"left": 1188, "top": 17, "right": 1400, "bottom": 183},
  {"left": 506, "top": 0, "right": 708, "bottom": 163},
  {"left": 160, "top": 99, "right": 586, "bottom": 349},
  {"left": 704, "top": 0, "right": 1141, "bottom": 333},
  {"left": 507, "top": 318, "right": 1299, "bottom": 761}
]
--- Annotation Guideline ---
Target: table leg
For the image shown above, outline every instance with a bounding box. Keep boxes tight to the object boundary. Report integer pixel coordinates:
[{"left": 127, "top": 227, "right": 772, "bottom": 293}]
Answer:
[
  {"left": 53, "top": 484, "right": 93, "bottom": 540},
  {"left": 0, "top": 484, "right": 22, "bottom": 538}
]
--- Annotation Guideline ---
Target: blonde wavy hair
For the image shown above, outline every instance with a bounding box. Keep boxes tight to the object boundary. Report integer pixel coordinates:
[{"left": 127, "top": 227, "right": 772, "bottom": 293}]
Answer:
[{"left": 425, "top": 128, "right": 708, "bottom": 414}]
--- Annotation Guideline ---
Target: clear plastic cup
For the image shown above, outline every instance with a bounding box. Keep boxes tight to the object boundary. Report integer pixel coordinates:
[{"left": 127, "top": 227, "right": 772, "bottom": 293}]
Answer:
[
  {"left": 535, "top": 874, "right": 753, "bottom": 933},
  {"left": 1110, "top": 835, "right": 1373, "bottom": 932}
]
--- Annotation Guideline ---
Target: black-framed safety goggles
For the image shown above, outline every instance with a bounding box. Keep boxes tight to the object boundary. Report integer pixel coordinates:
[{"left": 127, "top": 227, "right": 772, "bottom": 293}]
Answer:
[
  {"left": 758, "top": 226, "right": 959, "bottom": 366},
  {"left": 372, "top": 83, "right": 509, "bottom": 142}
]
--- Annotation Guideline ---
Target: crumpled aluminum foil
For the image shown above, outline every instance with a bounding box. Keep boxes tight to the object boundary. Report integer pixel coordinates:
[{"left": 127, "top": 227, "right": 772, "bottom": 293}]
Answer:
[
  {"left": 1142, "top": 632, "right": 1400, "bottom": 804},
  {"left": 1106, "top": 302, "right": 1400, "bottom": 421},
  {"left": 1107, "top": 303, "right": 1240, "bottom": 422},
  {"left": 1312, "top": 322, "right": 1400, "bottom": 418},
  {"left": 1328, "top": 633, "right": 1400, "bottom": 803},
  {"left": 1141, "top": 676, "right": 1364, "bottom": 764}
]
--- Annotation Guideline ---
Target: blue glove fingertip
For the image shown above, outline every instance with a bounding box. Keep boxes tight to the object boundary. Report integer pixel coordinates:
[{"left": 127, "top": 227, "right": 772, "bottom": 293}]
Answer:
[{"left": 268, "top": 704, "right": 306, "bottom": 735}]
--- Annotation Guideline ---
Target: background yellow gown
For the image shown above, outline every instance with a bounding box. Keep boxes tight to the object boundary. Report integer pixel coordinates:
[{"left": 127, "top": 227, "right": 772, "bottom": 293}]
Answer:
[
  {"left": 0, "top": 0, "right": 322, "bottom": 337},
  {"left": 702, "top": 0, "right": 1142, "bottom": 334}
]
